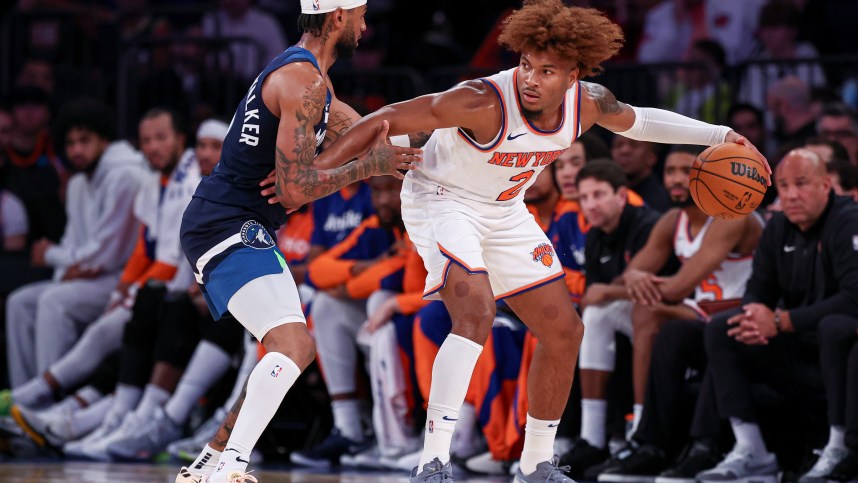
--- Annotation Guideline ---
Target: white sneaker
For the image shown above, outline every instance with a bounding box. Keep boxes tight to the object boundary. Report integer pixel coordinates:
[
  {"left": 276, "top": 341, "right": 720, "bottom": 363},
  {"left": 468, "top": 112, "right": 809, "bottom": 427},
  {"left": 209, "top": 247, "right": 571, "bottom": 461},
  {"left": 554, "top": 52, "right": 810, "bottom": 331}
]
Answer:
[
  {"left": 799, "top": 445, "right": 850, "bottom": 483},
  {"left": 341, "top": 445, "right": 386, "bottom": 469},
  {"left": 465, "top": 451, "right": 508, "bottom": 475},
  {"left": 389, "top": 447, "right": 423, "bottom": 471},
  {"left": 64, "top": 410, "right": 123, "bottom": 457},
  {"left": 696, "top": 446, "right": 779, "bottom": 483},
  {"left": 175, "top": 466, "right": 205, "bottom": 483},
  {"left": 66, "top": 412, "right": 147, "bottom": 461}
]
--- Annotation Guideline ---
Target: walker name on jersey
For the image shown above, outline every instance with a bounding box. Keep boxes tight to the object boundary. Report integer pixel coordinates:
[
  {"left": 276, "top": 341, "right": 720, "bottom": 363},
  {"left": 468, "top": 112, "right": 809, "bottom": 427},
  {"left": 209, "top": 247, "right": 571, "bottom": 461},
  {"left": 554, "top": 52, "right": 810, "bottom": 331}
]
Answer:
[
  {"left": 486, "top": 149, "right": 566, "bottom": 168},
  {"left": 239, "top": 76, "right": 262, "bottom": 147}
]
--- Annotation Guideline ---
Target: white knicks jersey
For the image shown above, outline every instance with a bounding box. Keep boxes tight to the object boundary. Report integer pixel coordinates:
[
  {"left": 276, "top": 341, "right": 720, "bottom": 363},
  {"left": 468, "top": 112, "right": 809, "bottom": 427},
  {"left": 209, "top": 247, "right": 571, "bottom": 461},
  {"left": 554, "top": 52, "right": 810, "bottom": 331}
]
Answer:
[
  {"left": 673, "top": 210, "right": 752, "bottom": 301},
  {"left": 403, "top": 67, "right": 581, "bottom": 207}
]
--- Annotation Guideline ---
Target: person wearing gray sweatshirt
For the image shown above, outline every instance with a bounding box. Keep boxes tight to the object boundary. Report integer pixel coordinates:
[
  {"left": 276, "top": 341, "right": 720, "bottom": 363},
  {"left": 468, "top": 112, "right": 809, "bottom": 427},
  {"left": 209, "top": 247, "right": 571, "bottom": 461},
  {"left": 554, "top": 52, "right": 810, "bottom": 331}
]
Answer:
[{"left": 4, "top": 98, "right": 146, "bottom": 392}]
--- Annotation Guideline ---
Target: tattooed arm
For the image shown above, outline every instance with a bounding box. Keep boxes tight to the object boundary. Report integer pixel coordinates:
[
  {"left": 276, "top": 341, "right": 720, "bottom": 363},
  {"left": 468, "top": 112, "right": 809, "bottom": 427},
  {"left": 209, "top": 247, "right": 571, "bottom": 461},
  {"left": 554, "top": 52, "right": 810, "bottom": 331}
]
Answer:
[
  {"left": 579, "top": 81, "right": 636, "bottom": 133},
  {"left": 262, "top": 64, "right": 421, "bottom": 210}
]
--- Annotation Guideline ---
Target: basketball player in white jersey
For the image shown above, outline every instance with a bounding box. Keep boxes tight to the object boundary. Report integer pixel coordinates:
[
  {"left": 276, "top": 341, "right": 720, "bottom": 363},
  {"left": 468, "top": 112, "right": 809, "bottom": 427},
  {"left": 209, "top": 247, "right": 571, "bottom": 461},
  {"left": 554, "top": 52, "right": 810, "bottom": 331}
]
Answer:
[
  {"left": 331, "top": 1, "right": 768, "bottom": 481},
  {"left": 614, "top": 145, "right": 763, "bottom": 441}
]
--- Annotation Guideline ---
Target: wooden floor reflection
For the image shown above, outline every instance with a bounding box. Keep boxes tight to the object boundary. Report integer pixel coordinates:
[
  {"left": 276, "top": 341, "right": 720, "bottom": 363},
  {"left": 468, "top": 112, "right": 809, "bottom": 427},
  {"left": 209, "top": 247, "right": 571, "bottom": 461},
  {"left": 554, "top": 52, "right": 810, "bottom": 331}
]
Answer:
[{"left": 0, "top": 462, "right": 512, "bottom": 482}]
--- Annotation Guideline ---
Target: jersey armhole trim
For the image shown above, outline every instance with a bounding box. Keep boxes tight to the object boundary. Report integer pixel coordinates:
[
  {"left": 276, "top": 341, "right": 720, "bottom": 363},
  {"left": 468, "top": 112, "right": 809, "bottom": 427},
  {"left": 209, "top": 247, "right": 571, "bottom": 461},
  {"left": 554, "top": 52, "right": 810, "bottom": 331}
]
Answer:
[{"left": 455, "top": 78, "right": 507, "bottom": 152}]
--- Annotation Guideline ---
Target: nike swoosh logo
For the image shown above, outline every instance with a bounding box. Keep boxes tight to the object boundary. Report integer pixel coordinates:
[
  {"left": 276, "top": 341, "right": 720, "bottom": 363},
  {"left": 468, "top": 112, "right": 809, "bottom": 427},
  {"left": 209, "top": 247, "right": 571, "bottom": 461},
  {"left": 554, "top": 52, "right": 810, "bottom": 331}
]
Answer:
[
  {"left": 600, "top": 256, "right": 612, "bottom": 263},
  {"left": 548, "top": 423, "right": 559, "bottom": 428},
  {"left": 784, "top": 246, "right": 796, "bottom": 252},
  {"left": 236, "top": 456, "right": 249, "bottom": 464},
  {"left": 442, "top": 416, "right": 458, "bottom": 421},
  {"left": 507, "top": 132, "right": 526, "bottom": 141}
]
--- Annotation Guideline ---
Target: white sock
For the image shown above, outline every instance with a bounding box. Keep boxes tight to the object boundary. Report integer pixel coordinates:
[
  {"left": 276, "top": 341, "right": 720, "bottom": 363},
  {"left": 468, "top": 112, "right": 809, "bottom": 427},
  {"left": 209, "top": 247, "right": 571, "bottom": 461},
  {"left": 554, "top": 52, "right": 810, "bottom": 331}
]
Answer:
[
  {"left": 165, "top": 341, "right": 232, "bottom": 424},
  {"left": 44, "top": 395, "right": 84, "bottom": 417},
  {"left": 213, "top": 352, "right": 301, "bottom": 476},
  {"left": 107, "top": 384, "right": 143, "bottom": 421},
  {"left": 418, "top": 334, "right": 483, "bottom": 469},
  {"left": 332, "top": 399, "right": 364, "bottom": 441},
  {"left": 730, "top": 417, "right": 768, "bottom": 458},
  {"left": 828, "top": 426, "right": 846, "bottom": 450},
  {"left": 69, "top": 395, "right": 115, "bottom": 438},
  {"left": 631, "top": 403, "right": 644, "bottom": 436},
  {"left": 189, "top": 443, "right": 222, "bottom": 476},
  {"left": 11, "top": 376, "right": 52, "bottom": 407},
  {"left": 581, "top": 399, "right": 607, "bottom": 449},
  {"left": 134, "top": 384, "right": 171, "bottom": 419},
  {"left": 520, "top": 414, "right": 561, "bottom": 475},
  {"left": 75, "top": 386, "right": 103, "bottom": 406}
]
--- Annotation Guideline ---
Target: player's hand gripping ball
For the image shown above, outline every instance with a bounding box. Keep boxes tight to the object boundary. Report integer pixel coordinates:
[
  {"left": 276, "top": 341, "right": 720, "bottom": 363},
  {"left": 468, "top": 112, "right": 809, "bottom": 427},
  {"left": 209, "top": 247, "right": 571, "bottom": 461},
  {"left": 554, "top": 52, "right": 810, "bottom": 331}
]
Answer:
[{"left": 689, "top": 142, "right": 770, "bottom": 219}]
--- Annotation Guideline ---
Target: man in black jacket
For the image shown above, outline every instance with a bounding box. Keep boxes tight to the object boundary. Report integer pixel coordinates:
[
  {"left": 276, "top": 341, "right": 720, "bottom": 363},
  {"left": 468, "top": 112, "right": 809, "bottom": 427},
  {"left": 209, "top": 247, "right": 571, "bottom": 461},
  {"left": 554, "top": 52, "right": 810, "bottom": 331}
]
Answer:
[
  {"left": 565, "top": 159, "right": 665, "bottom": 471},
  {"left": 697, "top": 149, "right": 858, "bottom": 483}
]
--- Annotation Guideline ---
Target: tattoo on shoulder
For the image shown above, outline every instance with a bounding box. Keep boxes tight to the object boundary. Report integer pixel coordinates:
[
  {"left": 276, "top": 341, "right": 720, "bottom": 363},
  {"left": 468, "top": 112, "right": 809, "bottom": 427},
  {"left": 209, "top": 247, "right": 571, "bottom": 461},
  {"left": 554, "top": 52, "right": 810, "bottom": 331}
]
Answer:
[
  {"left": 408, "top": 131, "right": 433, "bottom": 148},
  {"left": 581, "top": 81, "right": 623, "bottom": 115}
]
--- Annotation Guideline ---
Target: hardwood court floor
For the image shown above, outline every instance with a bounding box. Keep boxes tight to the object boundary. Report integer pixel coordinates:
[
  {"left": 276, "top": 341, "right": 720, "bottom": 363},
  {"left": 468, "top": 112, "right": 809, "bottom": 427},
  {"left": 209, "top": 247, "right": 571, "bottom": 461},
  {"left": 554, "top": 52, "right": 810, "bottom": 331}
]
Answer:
[{"left": 0, "top": 462, "right": 513, "bottom": 482}]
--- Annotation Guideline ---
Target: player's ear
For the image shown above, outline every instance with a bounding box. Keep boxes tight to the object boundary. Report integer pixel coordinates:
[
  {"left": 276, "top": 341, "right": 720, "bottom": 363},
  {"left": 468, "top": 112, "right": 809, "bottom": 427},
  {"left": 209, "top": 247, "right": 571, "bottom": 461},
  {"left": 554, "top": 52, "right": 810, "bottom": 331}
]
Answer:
[
  {"left": 568, "top": 66, "right": 580, "bottom": 88},
  {"left": 334, "top": 7, "right": 345, "bottom": 25}
]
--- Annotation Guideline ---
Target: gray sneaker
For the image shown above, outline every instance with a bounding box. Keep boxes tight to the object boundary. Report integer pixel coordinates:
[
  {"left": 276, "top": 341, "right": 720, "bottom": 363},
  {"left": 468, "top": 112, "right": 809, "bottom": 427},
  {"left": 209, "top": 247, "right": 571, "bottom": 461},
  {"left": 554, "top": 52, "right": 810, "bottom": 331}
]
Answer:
[
  {"left": 514, "top": 456, "right": 576, "bottom": 482},
  {"left": 696, "top": 446, "right": 779, "bottom": 483},
  {"left": 798, "top": 445, "right": 850, "bottom": 483},
  {"left": 107, "top": 408, "right": 183, "bottom": 461},
  {"left": 409, "top": 457, "right": 455, "bottom": 482}
]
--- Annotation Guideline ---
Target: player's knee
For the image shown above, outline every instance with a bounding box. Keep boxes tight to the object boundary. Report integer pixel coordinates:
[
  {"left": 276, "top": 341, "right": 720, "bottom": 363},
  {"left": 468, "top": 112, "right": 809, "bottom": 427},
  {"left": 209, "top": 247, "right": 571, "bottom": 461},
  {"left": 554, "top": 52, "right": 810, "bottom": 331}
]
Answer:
[
  {"left": 450, "top": 299, "right": 495, "bottom": 343},
  {"left": 263, "top": 323, "right": 316, "bottom": 370},
  {"left": 631, "top": 304, "right": 663, "bottom": 334},
  {"left": 550, "top": 315, "right": 584, "bottom": 350}
]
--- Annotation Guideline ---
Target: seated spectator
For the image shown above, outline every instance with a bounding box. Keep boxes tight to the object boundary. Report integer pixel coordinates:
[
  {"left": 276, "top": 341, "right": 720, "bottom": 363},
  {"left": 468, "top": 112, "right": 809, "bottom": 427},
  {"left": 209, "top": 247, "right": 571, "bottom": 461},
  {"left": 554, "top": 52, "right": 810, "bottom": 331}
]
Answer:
[
  {"left": 290, "top": 175, "right": 409, "bottom": 468},
  {"left": 3, "top": 98, "right": 145, "bottom": 397},
  {"left": 697, "top": 149, "right": 858, "bottom": 483},
  {"left": 610, "top": 135, "right": 671, "bottom": 212},
  {"left": 826, "top": 160, "right": 858, "bottom": 201},
  {"left": 585, "top": 146, "right": 761, "bottom": 481},
  {"left": 805, "top": 136, "right": 850, "bottom": 164},
  {"left": 766, "top": 76, "right": 818, "bottom": 149},
  {"left": 4, "top": 108, "right": 195, "bottom": 425},
  {"left": 739, "top": 1, "right": 827, "bottom": 111},
  {"left": 561, "top": 160, "right": 666, "bottom": 474},
  {"left": 664, "top": 39, "right": 730, "bottom": 124},
  {"left": 817, "top": 103, "right": 858, "bottom": 165},
  {"left": 202, "top": 0, "right": 288, "bottom": 82},
  {"left": 2, "top": 86, "right": 66, "bottom": 242}
]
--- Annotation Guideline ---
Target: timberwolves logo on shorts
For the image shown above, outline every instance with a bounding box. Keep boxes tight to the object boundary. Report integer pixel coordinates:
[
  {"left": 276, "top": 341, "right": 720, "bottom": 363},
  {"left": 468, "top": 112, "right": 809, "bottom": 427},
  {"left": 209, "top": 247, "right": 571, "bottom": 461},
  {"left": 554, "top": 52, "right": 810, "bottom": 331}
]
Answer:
[{"left": 240, "top": 220, "right": 275, "bottom": 250}]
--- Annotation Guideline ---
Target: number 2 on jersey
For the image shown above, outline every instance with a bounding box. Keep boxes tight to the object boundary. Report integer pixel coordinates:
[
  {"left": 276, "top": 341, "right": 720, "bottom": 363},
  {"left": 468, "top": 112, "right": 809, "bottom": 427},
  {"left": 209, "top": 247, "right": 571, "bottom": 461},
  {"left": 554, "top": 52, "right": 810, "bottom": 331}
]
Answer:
[{"left": 497, "top": 170, "right": 535, "bottom": 201}]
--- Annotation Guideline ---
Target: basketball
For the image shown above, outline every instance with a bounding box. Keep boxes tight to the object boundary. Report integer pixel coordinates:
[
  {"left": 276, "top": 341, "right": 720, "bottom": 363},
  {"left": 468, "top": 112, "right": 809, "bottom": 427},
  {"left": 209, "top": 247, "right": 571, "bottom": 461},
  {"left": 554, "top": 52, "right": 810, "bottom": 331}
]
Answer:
[{"left": 689, "top": 142, "right": 769, "bottom": 219}]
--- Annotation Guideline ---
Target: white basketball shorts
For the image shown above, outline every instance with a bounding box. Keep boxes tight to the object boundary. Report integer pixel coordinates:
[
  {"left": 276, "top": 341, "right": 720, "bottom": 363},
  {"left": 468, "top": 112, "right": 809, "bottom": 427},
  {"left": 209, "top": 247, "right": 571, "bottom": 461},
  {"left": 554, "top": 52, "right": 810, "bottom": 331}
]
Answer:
[{"left": 402, "top": 188, "right": 564, "bottom": 301}]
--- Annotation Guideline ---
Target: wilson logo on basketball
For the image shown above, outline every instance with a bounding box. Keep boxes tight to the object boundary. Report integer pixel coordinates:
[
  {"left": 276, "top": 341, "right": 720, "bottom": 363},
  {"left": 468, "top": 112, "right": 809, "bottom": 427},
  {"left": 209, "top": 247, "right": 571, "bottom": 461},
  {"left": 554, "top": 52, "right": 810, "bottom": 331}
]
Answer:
[
  {"left": 730, "top": 162, "right": 767, "bottom": 188},
  {"left": 531, "top": 243, "right": 555, "bottom": 267}
]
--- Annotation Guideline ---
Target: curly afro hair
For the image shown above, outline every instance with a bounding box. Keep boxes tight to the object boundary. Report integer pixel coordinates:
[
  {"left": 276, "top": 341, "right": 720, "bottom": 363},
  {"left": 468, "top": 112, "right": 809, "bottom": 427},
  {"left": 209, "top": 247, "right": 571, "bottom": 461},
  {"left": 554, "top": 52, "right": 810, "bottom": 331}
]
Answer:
[{"left": 498, "top": 0, "right": 624, "bottom": 78}]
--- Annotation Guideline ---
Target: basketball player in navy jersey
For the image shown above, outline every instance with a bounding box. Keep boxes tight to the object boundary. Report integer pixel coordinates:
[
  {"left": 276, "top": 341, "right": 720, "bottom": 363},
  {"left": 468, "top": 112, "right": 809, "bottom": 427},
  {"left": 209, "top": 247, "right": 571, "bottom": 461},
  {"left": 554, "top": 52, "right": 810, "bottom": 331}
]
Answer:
[
  {"left": 328, "top": 1, "right": 768, "bottom": 481},
  {"left": 175, "top": 1, "right": 421, "bottom": 481}
]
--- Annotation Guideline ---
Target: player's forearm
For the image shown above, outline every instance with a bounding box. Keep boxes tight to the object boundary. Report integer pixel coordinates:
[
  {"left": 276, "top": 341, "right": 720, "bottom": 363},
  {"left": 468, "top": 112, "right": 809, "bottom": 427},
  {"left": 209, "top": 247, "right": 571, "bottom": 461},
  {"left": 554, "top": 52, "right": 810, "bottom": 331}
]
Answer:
[
  {"left": 275, "top": 138, "right": 390, "bottom": 209},
  {"left": 616, "top": 106, "right": 732, "bottom": 146}
]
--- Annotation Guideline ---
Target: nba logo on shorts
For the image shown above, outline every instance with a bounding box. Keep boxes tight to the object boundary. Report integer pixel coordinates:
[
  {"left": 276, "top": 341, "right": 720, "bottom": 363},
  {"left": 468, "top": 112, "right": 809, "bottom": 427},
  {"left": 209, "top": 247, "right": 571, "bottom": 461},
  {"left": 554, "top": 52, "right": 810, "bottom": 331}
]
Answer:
[
  {"left": 428, "top": 420, "right": 434, "bottom": 433},
  {"left": 240, "top": 220, "right": 275, "bottom": 250},
  {"left": 271, "top": 365, "right": 282, "bottom": 378}
]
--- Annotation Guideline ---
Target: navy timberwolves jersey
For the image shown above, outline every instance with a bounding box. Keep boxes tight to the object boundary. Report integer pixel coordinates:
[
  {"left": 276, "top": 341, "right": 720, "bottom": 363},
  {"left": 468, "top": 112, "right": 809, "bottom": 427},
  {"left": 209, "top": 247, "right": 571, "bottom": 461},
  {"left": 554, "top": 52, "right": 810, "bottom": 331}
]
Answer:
[{"left": 192, "top": 46, "right": 332, "bottom": 230}]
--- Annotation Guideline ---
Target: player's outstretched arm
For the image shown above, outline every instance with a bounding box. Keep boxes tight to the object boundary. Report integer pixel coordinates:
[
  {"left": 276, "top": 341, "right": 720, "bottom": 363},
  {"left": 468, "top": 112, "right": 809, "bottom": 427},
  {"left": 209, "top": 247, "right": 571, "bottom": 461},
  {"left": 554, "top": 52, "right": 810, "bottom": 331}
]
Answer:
[
  {"left": 267, "top": 67, "right": 421, "bottom": 210},
  {"left": 579, "top": 81, "right": 771, "bottom": 177},
  {"left": 327, "top": 80, "right": 501, "bottom": 152}
]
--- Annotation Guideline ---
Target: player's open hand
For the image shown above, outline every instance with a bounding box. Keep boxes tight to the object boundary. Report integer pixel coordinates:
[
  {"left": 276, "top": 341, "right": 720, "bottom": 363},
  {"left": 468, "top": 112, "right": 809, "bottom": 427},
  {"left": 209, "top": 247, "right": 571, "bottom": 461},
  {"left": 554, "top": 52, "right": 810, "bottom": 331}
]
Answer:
[
  {"left": 363, "top": 120, "right": 422, "bottom": 179},
  {"left": 725, "top": 131, "right": 771, "bottom": 184}
]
